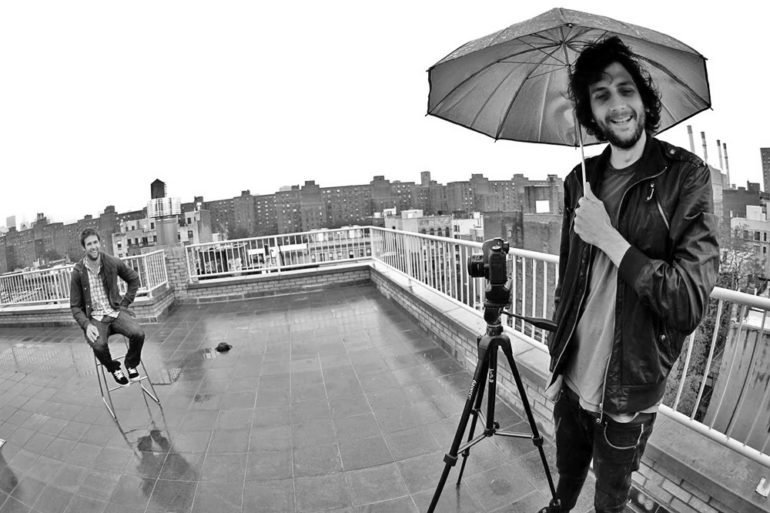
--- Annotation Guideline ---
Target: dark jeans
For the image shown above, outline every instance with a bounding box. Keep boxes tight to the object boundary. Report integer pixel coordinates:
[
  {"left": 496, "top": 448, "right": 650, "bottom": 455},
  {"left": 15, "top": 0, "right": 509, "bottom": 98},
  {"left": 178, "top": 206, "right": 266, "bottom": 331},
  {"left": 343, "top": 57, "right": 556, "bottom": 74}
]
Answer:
[
  {"left": 87, "top": 311, "right": 144, "bottom": 372},
  {"left": 553, "top": 386, "right": 655, "bottom": 513}
]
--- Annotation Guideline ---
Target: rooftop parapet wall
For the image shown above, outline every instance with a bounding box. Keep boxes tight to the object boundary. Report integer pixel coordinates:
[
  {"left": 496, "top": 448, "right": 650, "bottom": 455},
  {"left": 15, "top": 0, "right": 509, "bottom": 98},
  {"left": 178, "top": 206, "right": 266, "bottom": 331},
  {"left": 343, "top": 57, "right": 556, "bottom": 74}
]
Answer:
[
  {"left": 368, "top": 263, "right": 769, "bottom": 513},
  {"left": 0, "top": 285, "right": 175, "bottom": 327}
]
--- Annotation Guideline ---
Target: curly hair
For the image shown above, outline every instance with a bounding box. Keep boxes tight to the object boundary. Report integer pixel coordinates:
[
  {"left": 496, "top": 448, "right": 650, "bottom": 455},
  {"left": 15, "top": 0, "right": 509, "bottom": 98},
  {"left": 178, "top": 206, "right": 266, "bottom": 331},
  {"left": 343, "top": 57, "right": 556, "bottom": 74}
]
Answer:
[
  {"left": 568, "top": 36, "right": 661, "bottom": 140},
  {"left": 80, "top": 228, "right": 100, "bottom": 248}
]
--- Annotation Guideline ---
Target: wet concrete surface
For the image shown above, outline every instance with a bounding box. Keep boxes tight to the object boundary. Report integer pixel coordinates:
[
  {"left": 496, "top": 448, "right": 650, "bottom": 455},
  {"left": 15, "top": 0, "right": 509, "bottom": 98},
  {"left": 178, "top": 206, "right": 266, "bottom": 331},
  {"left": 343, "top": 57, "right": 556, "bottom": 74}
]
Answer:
[{"left": 0, "top": 284, "right": 587, "bottom": 513}]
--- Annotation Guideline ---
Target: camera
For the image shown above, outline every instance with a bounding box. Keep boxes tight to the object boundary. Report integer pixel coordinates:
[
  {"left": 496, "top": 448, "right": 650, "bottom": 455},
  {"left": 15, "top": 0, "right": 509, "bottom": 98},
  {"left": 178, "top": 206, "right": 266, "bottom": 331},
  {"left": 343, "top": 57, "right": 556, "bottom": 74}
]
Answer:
[
  {"left": 468, "top": 238, "right": 510, "bottom": 282},
  {"left": 468, "top": 238, "right": 512, "bottom": 320}
]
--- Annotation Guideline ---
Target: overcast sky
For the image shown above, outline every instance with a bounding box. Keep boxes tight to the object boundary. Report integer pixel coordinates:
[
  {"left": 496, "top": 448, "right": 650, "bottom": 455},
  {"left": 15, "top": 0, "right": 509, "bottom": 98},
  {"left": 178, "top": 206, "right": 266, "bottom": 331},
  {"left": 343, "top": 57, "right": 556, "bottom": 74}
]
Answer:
[{"left": 0, "top": 1, "right": 764, "bottom": 226}]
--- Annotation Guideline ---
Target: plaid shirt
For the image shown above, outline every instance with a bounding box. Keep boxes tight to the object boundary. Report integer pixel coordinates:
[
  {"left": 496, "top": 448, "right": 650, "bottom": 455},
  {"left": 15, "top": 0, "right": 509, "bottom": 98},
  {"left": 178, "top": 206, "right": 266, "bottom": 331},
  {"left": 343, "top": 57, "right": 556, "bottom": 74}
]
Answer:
[{"left": 84, "top": 258, "right": 119, "bottom": 321}]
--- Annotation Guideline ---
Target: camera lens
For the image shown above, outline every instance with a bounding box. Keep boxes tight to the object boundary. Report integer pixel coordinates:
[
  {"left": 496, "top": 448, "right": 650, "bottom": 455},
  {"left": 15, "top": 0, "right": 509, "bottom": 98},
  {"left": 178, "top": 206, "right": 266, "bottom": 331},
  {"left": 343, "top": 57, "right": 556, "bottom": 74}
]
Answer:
[{"left": 467, "top": 255, "right": 485, "bottom": 278}]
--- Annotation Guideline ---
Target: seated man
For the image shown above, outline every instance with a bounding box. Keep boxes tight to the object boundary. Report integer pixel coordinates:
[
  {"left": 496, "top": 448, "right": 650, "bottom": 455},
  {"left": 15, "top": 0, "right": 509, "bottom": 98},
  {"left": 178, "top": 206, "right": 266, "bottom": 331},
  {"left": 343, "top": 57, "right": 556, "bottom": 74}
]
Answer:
[{"left": 70, "top": 228, "right": 145, "bottom": 385}]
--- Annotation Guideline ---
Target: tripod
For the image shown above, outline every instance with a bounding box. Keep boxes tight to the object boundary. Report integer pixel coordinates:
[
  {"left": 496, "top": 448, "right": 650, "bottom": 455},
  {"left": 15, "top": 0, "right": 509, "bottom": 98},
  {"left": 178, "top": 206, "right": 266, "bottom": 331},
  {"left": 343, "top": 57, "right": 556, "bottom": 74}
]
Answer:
[{"left": 427, "top": 315, "right": 560, "bottom": 512}]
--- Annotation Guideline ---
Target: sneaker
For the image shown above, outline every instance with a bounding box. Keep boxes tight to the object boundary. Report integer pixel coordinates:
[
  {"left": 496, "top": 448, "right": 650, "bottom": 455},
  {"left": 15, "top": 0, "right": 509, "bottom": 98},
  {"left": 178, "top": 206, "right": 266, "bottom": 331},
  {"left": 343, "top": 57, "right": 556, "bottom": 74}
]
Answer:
[
  {"left": 111, "top": 368, "right": 129, "bottom": 386},
  {"left": 127, "top": 367, "right": 140, "bottom": 381}
]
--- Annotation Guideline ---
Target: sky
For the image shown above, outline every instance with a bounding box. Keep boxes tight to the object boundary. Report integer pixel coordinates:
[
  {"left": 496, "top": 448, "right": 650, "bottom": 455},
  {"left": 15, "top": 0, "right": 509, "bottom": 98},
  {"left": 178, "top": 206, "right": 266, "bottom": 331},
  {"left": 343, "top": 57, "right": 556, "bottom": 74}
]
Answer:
[{"left": 0, "top": 1, "right": 766, "bottom": 226}]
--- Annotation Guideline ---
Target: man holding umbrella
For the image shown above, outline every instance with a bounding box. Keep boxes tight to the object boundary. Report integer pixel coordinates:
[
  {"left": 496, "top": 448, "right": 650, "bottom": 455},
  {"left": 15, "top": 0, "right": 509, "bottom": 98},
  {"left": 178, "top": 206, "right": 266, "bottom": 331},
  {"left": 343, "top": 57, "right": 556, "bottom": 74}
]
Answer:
[{"left": 542, "top": 36, "right": 719, "bottom": 512}]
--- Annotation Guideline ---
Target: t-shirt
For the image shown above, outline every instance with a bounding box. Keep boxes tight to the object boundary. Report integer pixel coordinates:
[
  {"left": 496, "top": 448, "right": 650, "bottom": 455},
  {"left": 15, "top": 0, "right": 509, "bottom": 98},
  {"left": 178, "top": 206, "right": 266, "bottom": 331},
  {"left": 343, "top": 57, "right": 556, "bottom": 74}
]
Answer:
[
  {"left": 84, "top": 258, "right": 119, "bottom": 322},
  {"left": 564, "top": 160, "right": 656, "bottom": 422}
]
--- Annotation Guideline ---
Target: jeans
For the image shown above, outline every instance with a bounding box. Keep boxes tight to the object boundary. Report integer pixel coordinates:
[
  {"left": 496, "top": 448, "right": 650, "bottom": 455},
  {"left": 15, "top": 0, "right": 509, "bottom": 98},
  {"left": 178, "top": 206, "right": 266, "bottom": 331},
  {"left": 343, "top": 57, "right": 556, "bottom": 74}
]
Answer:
[
  {"left": 87, "top": 311, "right": 145, "bottom": 372},
  {"left": 553, "top": 386, "right": 655, "bottom": 513}
]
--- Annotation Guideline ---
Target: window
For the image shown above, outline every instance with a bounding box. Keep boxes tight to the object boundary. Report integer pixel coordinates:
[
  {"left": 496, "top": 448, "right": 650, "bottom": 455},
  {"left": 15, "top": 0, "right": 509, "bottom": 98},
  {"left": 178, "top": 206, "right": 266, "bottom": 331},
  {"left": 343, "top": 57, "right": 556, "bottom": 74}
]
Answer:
[{"left": 755, "top": 232, "right": 761, "bottom": 241}]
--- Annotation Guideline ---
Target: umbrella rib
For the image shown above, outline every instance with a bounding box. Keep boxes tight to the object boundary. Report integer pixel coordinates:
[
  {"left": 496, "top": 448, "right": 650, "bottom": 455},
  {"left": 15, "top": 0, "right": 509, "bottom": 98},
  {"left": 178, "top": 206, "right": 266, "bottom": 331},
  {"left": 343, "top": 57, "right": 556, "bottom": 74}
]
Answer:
[
  {"left": 468, "top": 44, "right": 568, "bottom": 129},
  {"left": 467, "top": 64, "right": 526, "bottom": 130},
  {"left": 493, "top": 50, "right": 557, "bottom": 140},
  {"left": 636, "top": 54, "right": 709, "bottom": 105},
  {"left": 489, "top": 28, "right": 560, "bottom": 49},
  {"left": 536, "top": 66, "right": 555, "bottom": 141},
  {"left": 563, "top": 28, "right": 613, "bottom": 61},
  {"left": 431, "top": 43, "right": 562, "bottom": 114},
  {"left": 518, "top": 37, "right": 569, "bottom": 67}
]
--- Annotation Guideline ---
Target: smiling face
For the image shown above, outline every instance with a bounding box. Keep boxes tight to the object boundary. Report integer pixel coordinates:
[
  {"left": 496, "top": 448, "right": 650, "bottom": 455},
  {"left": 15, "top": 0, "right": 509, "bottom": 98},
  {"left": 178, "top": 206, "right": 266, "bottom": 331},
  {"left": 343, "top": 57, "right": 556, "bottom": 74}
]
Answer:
[
  {"left": 589, "top": 61, "right": 647, "bottom": 151},
  {"left": 83, "top": 234, "right": 101, "bottom": 261}
]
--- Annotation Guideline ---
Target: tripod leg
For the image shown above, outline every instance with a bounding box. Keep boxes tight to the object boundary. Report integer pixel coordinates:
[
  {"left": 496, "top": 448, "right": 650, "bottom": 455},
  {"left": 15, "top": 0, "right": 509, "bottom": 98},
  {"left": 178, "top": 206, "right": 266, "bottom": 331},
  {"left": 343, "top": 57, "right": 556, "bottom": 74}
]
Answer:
[
  {"left": 500, "top": 344, "right": 560, "bottom": 510},
  {"left": 456, "top": 350, "right": 489, "bottom": 485},
  {"left": 427, "top": 342, "right": 491, "bottom": 513}
]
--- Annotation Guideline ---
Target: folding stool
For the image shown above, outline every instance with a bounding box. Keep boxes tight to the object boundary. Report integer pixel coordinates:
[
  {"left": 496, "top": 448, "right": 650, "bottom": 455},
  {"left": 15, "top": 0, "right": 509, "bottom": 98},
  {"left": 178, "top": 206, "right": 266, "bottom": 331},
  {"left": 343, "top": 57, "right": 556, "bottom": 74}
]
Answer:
[{"left": 94, "top": 335, "right": 160, "bottom": 419}]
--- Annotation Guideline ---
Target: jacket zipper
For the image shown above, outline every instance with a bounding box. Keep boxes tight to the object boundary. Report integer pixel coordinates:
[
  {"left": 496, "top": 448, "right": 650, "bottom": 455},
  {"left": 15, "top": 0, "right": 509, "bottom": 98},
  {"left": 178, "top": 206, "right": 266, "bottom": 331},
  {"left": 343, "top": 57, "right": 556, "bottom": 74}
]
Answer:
[
  {"left": 598, "top": 165, "right": 669, "bottom": 420},
  {"left": 655, "top": 197, "right": 670, "bottom": 231}
]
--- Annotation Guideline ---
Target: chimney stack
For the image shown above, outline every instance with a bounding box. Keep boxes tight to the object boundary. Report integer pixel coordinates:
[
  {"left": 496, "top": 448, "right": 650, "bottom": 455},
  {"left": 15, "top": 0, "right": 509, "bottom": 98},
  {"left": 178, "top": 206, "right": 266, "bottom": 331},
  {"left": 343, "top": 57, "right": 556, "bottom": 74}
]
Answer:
[
  {"left": 701, "top": 131, "right": 708, "bottom": 164},
  {"left": 717, "top": 139, "right": 724, "bottom": 170},
  {"left": 723, "top": 142, "right": 731, "bottom": 185},
  {"left": 687, "top": 125, "right": 695, "bottom": 153}
]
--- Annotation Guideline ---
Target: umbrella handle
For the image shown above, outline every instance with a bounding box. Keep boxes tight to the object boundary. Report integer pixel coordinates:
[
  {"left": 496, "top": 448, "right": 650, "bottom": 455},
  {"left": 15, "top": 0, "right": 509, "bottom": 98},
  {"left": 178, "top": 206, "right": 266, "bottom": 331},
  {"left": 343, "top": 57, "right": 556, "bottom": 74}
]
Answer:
[
  {"left": 578, "top": 135, "right": 587, "bottom": 196},
  {"left": 572, "top": 109, "right": 588, "bottom": 196}
]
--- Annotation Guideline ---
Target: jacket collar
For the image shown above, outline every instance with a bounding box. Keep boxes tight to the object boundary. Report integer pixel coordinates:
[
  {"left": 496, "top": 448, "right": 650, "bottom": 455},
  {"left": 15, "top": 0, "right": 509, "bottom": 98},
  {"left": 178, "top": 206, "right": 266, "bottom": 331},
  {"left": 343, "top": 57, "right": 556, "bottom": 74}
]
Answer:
[
  {"left": 584, "top": 133, "right": 668, "bottom": 192},
  {"left": 74, "top": 252, "right": 113, "bottom": 273}
]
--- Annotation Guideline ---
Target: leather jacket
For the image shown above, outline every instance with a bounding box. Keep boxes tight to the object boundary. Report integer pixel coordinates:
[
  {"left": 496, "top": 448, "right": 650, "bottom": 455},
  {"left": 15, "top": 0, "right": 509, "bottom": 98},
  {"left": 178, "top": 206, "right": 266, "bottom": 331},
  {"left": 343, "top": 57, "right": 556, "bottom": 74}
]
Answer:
[
  {"left": 70, "top": 252, "right": 140, "bottom": 331},
  {"left": 548, "top": 135, "right": 720, "bottom": 415}
]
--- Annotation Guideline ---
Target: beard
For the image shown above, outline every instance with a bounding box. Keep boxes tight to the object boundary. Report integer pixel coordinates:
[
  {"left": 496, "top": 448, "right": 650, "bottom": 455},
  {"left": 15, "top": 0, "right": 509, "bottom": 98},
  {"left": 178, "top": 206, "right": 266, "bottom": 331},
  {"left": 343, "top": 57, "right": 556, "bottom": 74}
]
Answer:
[{"left": 597, "top": 110, "right": 646, "bottom": 149}]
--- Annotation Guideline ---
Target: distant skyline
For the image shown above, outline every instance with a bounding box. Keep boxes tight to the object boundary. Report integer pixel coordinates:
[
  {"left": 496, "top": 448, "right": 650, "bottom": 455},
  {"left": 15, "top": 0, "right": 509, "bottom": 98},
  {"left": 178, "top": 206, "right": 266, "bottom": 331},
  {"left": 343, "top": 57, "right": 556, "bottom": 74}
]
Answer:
[
  {"left": 1, "top": 169, "right": 550, "bottom": 228},
  {"left": 1, "top": 1, "right": 766, "bottom": 225}
]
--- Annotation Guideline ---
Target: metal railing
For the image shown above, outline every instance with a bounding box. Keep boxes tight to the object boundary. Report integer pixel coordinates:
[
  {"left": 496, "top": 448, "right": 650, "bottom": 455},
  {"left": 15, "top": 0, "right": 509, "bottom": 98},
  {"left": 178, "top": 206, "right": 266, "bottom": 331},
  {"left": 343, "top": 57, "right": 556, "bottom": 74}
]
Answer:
[
  {"left": 369, "top": 227, "right": 769, "bottom": 467},
  {"left": 184, "top": 228, "right": 372, "bottom": 282},
  {"left": 0, "top": 267, "right": 73, "bottom": 306},
  {"left": 661, "top": 287, "right": 770, "bottom": 466},
  {"left": 0, "top": 250, "right": 169, "bottom": 306},
  {"left": 369, "top": 227, "right": 559, "bottom": 345},
  {"left": 3, "top": 227, "right": 768, "bottom": 466},
  {"left": 121, "top": 250, "right": 169, "bottom": 297}
]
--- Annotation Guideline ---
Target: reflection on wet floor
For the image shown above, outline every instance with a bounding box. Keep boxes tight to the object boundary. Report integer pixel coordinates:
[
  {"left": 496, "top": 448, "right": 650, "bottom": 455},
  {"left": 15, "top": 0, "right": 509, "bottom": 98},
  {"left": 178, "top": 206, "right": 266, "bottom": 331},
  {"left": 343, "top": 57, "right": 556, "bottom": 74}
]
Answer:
[{"left": 0, "top": 283, "right": 578, "bottom": 513}]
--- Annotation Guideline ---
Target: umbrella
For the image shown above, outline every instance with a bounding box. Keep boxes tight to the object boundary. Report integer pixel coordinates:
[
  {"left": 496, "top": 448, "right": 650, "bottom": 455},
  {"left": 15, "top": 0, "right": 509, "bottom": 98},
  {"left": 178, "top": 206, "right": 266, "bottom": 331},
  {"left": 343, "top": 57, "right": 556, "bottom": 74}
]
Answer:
[{"left": 427, "top": 7, "right": 711, "bottom": 188}]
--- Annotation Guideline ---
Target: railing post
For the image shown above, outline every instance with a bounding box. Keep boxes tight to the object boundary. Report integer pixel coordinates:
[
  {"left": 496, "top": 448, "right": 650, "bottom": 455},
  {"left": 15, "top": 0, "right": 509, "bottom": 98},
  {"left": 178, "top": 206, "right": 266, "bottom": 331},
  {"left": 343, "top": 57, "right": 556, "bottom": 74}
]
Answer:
[
  {"left": 272, "top": 236, "right": 282, "bottom": 274},
  {"left": 405, "top": 234, "right": 414, "bottom": 283},
  {"left": 186, "top": 246, "right": 195, "bottom": 284},
  {"left": 160, "top": 250, "right": 169, "bottom": 288}
]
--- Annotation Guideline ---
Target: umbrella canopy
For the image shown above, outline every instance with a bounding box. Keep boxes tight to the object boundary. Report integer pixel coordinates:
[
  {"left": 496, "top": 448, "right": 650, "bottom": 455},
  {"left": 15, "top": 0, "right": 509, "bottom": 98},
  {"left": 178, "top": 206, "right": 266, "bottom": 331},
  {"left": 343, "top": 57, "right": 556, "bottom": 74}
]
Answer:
[{"left": 427, "top": 7, "right": 711, "bottom": 147}]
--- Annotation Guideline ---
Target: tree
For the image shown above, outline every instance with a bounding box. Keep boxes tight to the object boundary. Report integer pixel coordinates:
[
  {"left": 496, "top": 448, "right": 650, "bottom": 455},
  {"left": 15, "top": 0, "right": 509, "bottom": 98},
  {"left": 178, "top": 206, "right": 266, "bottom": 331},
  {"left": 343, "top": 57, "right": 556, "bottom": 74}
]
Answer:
[
  {"left": 663, "top": 222, "right": 763, "bottom": 417},
  {"left": 718, "top": 222, "right": 765, "bottom": 292}
]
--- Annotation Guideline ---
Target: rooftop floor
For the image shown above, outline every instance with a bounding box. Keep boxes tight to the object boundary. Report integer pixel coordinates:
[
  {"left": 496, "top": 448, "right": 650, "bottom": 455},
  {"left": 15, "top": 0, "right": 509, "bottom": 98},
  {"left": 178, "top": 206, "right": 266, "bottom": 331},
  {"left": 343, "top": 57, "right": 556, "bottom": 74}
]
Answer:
[{"left": 0, "top": 283, "right": 595, "bottom": 513}]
